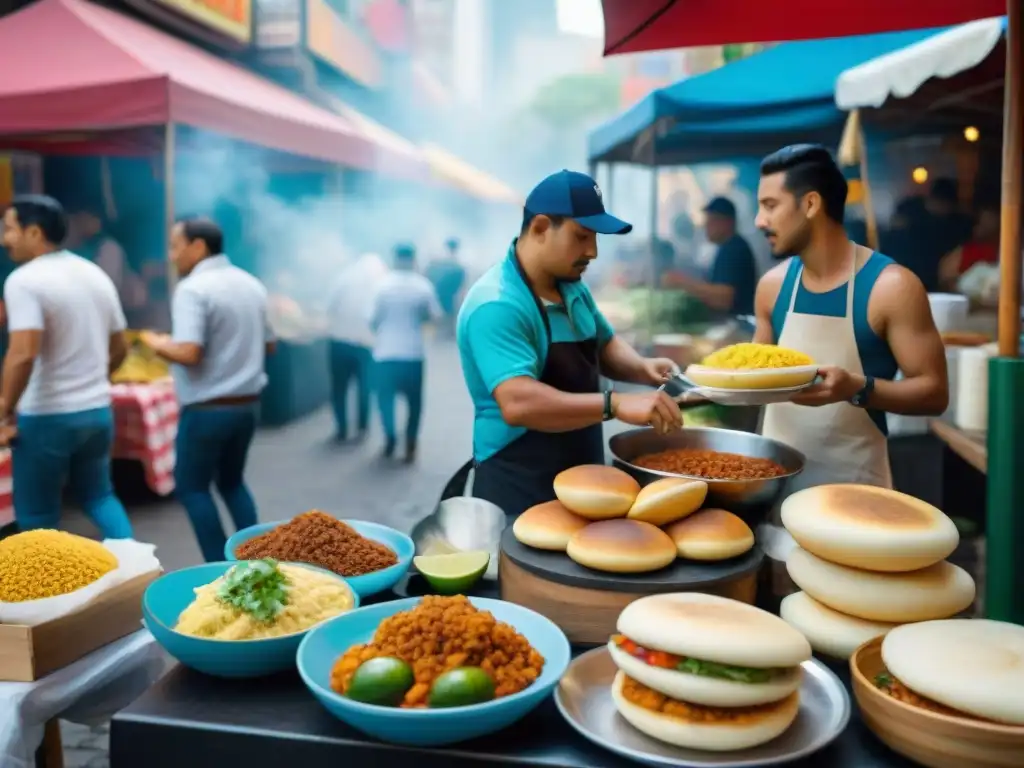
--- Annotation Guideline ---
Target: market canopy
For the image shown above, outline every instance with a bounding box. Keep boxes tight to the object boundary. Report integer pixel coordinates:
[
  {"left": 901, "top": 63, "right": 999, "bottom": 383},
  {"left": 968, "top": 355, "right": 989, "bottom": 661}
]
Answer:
[
  {"left": 0, "top": 0, "right": 425, "bottom": 178},
  {"left": 836, "top": 16, "right": 1007, "bottom": 121},
  {"left": 600, "top": 0, "right": 1007, "bottom": 55},
  {"left": 421, "top": 144, "right": 522, "bottom": 205},
  {"left": 588, "top": 28, "right": 943, "bottom": 166}
]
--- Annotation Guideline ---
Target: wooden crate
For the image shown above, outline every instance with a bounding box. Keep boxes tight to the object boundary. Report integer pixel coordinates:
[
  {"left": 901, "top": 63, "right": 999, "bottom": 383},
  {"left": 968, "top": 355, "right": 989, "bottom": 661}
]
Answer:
[{"left": 0, "top": 570, "right": 159, "bottom": 682}]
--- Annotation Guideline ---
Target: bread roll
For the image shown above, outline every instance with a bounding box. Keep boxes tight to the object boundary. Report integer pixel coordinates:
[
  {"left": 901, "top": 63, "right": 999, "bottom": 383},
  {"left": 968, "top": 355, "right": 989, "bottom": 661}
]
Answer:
[
  {"left": 780, "top": 591, "right": 898, "bottom": 660},
  {"left": 665, "top": 508, "right": 754, "bottom": 561},
  {"left": 612, "top": 671, "right": 800, "bottom": 751},
  {"left": 882, "top": 619, "right": 1024, "bottom": 725},
  {"left": 786, "top": 546, "right": 975, "bottom": 622},
  {"left": 626, "top": 478, "right": 707, "bottom": 526},
  {"left": 554, "top": 465, "right": 640, "bottom": 520},
  {"left": 512, "top": 501, "right": 589, "bottom": 551},
  {"left": 617, "top": 593, "right": 811, "bottom": 669},
  {"left": 781, "top": 484, "right": 958, "bottom": 572},
  {"left": 566, "top": 519, "right": 675, "bottom": 573},
  {"left": 608, "top": 641, "right": 802, "bottom": 707}
]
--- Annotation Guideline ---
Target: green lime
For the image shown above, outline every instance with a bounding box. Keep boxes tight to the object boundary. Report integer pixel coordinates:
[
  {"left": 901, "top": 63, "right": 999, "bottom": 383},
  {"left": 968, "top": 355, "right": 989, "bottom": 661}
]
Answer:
[
  {"left": 428, "top": 667, "right": 496, "bottom": 708},
  {"left": 413, "top": 550, "right": 490, "bottom": 595},
  {"left": 346, "top": 657, "right": 415, "bottom": 707}
]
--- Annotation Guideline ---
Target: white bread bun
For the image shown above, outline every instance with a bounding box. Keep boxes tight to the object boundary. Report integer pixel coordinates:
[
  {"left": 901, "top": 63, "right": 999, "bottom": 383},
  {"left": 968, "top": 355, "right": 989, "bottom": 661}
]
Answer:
[
  {"left": 554, "top": 465, "right": 640, "bottom": 520},
  {"left": 626, "top": 478, "right": 707, "bottom": 526},
  {"left": 566, "top": 519, "right": 676, "bottom": 573},
  {"left": 786, "top": 546, "right": 975, "bottom": 622},
  {"left": 664, "top": 508, "right": 754, "bottom": 561},
  {"left": 608, "top": 641, "right": 802, "bottom": 707},
  {"left": 512, "top": 501, "right": 589, "bottom": 551},
  {"left": 780, "top": 591, "right": 898, "bottom": 660},
  {"left": 616, "top": 593, "right": 811, "bottom": 668},
  {"left": 882, "top": 619, "right": 1024, "bottom": 726},
  {"left": 612, "top": 671, "right": 800, "bottom": 751},
  {"left": 781, "top": 484, "right": 958, "bottom": 572}
]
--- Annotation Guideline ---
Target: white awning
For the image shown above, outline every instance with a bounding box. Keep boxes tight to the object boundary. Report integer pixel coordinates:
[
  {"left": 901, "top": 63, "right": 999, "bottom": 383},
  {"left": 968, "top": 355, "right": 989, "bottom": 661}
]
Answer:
[{"left": 835, "top": 18, "right": 1005, "bottom": 110}]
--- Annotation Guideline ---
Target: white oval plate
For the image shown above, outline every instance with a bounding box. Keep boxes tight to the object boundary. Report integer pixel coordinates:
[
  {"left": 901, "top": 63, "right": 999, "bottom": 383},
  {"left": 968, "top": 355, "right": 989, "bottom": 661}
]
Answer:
[
  {"left": 682, "top": 381, "right": 817, "bottom": 407},
  {"left": 555, "top": 646, "right": 850, "bottom": 767}
]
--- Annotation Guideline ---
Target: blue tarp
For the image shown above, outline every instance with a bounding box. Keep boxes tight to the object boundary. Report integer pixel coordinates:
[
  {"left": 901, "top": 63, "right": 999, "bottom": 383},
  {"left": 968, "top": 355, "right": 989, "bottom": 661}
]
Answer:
[{"left": 589, "top": 27, "right": 949, "bottom": 166}]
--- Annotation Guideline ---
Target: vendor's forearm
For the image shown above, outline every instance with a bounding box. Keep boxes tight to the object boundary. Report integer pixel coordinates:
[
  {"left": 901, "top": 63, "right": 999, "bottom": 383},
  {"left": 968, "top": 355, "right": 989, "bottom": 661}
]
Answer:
[
  {"left": 496, "top": 380, "right": 605, "bottom": 433},
  {"left": 864, "top": 375, "right": 949, "bottom": 416},
  {"left": 599, "top": 336, "right": 648, "bottom": 384},
  {"left": 0, "top": 356, "right": 34, "bottom": 417}
]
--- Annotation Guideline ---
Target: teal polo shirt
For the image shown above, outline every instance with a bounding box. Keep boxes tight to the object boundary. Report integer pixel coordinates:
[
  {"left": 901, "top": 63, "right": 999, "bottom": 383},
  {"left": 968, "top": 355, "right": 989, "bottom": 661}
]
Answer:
[{"left": 457, "top": 241, "right": 614, "bottom": 462}]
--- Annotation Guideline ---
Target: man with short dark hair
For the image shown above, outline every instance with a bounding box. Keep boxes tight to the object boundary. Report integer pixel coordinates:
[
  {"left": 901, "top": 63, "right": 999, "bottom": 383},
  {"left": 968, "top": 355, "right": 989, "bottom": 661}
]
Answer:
[
  {"left": 457, "top": 170, "right": 685, "bottom": 519},
  {"left": 369, "top": 243, "right": 441, "bottom": 463},
  {"left": 0, "top": 195, "right": 133, "bottom": 538},
  {"left": 752, "top": 144, "right": 948, "bottom": 521},
  {"left": 662, "top": 196, "right": 757, "bottom": 316},
  {"left": 142, "top": 218, "right": 273, "bottom": 561}
]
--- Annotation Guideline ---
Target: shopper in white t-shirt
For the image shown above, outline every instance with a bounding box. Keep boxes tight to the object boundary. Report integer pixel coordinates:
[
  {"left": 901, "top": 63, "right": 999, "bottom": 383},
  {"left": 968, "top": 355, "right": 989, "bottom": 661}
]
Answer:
[
  {"left": 0, "top": 195, "right": 133, "bottom": 538},
  {"left": 369, "top": 243, "right": 442, "bottom": 463}
]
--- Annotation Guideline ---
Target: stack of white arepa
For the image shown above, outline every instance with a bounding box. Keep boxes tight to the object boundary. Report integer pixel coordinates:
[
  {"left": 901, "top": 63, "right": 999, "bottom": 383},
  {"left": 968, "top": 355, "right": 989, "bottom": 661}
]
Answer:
[
  {"left": 879, "top": 619, "right": 1024, "bottom": 725},
  {"left": 779, "top": 484, "right": 974, "bottom": 659},
  {"left": 609, "top": 593, "right": 811, "bottom": 751},
  {"left": 512, "top": 465, "right": 755, "bottom": 574}
]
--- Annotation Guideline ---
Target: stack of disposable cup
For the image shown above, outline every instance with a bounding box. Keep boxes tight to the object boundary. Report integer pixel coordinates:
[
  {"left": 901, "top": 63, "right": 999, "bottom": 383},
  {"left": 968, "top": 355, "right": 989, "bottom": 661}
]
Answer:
[
  {"left": 954, "top": 343, "right": 997, "bottom": 431},
  {"left": 778, "top": 484, "right": 976, "bottom": 660}
]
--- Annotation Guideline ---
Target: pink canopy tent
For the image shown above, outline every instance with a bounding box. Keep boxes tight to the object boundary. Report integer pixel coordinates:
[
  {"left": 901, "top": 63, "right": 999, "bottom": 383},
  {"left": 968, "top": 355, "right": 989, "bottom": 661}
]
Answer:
[{"left": 0, "top": 0, "right": 428, "bottom": 181}]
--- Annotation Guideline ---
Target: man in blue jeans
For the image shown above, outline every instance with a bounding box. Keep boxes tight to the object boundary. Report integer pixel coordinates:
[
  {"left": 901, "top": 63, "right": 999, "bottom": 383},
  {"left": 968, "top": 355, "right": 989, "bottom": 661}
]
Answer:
[
  {"left": 370, "top": 244, "right": 442, "bottom": 463},
  {"left": 0, "top": 195, "right": 133, "bottom": 539},
  {"left": 142, "top": 219, "right": 273, "bottom": 561}
]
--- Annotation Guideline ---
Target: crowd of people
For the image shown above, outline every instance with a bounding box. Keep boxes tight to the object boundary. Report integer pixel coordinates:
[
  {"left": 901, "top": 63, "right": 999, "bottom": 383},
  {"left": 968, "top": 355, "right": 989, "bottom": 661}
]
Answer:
[{"left": 0, "top": 192, "right": 466, "bottom": 561}]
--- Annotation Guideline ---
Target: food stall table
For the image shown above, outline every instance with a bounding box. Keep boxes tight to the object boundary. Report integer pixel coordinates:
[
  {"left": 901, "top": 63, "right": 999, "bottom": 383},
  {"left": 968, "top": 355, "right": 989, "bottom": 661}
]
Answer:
[
  {"left": 111, "top": 581, "right": 917, "bottom": 768},
  {"left": 0, "top": 630, "right": 167, "bottom": 768},
  {"left": 110, "top": 654, "right": 915, "bottom": 768},
  {"left": 111, "top": 381, "right": 179, "bottom": 495}
]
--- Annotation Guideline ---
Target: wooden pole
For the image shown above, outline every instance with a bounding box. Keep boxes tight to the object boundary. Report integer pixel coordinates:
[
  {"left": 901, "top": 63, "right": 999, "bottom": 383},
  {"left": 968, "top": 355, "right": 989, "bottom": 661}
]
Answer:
[
  {"left": 164, "top": 123, "right": 177, "bottom": 297},
  {"left": 997, "top": 1, "right": 1022, "bottom": 358},
  {"left": 855, "top": 118, "right": 880, "bottom": 251}
]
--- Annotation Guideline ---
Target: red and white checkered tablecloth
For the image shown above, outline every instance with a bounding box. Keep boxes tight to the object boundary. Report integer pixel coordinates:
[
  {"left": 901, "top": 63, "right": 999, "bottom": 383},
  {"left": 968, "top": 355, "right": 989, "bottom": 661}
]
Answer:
[
  {"left": 112, "top": 379, "right": 179, "bottom": 496},
  {"left": 0, "top": 449, "right": 11, "bottom": 528}
]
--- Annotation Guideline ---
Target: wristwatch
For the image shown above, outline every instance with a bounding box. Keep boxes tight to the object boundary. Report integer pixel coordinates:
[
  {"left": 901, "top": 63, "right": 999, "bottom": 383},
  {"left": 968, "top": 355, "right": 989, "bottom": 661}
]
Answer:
[
  {"left": 603, "top": 390, "right": 615, "bottom": 421},
  {"left": 850, "top": 376, "right": 875, "bottom": 407}
]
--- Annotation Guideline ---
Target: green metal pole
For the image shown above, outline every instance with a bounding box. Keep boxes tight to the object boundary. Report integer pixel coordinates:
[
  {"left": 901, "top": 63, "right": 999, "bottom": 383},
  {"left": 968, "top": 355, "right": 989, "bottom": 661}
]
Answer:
[{"left": 984, "top": 357, "right": 1024, "bottom": 624}]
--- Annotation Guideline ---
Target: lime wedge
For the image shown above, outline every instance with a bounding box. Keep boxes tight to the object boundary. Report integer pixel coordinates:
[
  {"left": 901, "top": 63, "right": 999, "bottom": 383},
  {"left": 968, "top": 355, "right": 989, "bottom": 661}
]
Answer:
[{"left": 413, "top": 551, "right": 490, "bottom": 595}]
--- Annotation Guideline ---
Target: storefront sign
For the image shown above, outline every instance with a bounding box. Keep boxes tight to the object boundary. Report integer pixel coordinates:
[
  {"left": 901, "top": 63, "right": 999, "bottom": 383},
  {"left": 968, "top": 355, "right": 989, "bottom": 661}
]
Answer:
[
  {"left": 256, "top": 0, "right": 300, "bottom": 48},
  {"left": 305, "top": 0, "right": 382, "bottom": 88},
  {"left": 127, "top": 0, "right": 253, "bottom": 46}
]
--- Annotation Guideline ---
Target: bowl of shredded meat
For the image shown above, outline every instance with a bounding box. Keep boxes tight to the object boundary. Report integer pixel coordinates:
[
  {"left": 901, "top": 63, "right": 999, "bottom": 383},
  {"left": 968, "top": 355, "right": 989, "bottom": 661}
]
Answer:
[
  {"left": 225, "top": 511, "right": 414, "bottom": 599},
  {"left": 608, "top": 427, "right": 805, "bottom": 525},
  {"left": 297, "top": 595, "right": 571, "bottom": 746}
]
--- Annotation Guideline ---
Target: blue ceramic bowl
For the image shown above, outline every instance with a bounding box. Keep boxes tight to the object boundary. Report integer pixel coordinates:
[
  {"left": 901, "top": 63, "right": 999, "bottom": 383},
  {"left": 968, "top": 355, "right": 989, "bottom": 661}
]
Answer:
[
  {"left": 224, "top": 519, "right": 414, "bottom": 599},
  {"left": 143, "top": 561, "right": 359, "bottom": 678},
  {"left": 297, "top": 597, "right": 572, "bottom": 747}
]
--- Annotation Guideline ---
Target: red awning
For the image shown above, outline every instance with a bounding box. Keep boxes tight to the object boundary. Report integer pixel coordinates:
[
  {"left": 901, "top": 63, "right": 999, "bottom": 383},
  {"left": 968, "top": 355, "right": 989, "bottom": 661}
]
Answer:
[
  {"left": 0, "top": 0, "right": 427, "bottom": 179},
  {"left": 601, "top": 0, "right": 1009, "bottom": 55}
]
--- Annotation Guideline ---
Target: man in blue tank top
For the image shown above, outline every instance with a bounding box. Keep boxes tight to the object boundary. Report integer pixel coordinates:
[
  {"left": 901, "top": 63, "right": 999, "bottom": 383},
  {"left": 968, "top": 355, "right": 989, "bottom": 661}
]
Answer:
[{"left": 753, "top": 144, "right": 949, "bottom": 494}]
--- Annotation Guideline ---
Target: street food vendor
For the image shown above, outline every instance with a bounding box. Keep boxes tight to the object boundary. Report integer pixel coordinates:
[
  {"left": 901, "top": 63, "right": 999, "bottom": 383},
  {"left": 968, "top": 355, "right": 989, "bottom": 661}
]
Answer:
[
  {"left": 457, "top": 170, "right": 684, "bottom": 518},
  {"left": 752, "top": 145, "right": 949, "bottom": 499},
  {"left": 661, "top": 197, "right": 757, "bottom": 316}
]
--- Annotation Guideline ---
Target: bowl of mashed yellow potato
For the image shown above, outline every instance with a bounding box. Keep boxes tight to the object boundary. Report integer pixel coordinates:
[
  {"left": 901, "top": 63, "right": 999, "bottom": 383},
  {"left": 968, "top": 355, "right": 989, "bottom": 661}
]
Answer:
[{"left": 143, "top": 559, "right": 357, "bottom": 678}]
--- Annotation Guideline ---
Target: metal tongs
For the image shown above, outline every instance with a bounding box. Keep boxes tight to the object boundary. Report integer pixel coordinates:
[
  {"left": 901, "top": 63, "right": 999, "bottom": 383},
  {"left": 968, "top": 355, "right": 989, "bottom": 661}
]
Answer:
[{"left": 658, "top": 370, "right": 703, "bottom": 406}]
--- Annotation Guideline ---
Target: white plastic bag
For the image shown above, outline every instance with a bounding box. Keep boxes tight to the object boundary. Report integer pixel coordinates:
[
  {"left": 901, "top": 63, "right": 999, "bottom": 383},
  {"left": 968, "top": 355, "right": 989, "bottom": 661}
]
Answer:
[{"left": 0, "top": 539, "right": 161, "bottom": 626}]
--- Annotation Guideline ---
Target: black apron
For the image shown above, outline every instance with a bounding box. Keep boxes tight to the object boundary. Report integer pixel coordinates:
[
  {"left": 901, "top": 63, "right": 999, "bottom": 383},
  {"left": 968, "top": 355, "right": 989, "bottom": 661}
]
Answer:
[{"left": 471, "top": 256, "right": 605, "bottom": 520}]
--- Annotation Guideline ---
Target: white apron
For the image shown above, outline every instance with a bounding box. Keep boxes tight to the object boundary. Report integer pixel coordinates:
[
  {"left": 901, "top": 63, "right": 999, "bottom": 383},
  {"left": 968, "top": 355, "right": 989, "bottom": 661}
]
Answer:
[{"left": 759, "top": 251, "right": 892, "bottom": 582}]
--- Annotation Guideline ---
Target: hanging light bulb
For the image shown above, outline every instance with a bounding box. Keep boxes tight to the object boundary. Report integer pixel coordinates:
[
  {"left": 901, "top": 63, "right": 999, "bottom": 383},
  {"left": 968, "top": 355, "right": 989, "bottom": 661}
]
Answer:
[
  {"left": 964, "top": 126, "right": 980, "bottom": 142},
  {"left": 912, "top": 167, "right": 929, "bottom": 184}
]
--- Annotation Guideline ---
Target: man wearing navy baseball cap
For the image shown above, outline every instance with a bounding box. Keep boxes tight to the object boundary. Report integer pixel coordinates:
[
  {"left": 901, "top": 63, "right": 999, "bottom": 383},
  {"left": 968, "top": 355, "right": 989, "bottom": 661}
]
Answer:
[
  {"left": 662, "top": 196, "right": 757, "bottom": 317},
  {"left": 456, "top": 170, "right": 684, "bottom": 519}
]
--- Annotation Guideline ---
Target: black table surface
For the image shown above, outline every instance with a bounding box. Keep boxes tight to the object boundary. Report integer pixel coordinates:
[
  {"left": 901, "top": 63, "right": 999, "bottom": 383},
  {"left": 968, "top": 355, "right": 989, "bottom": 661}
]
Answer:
[{"left": 110, "top": 578, "right": 919, "bottom": 768}]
